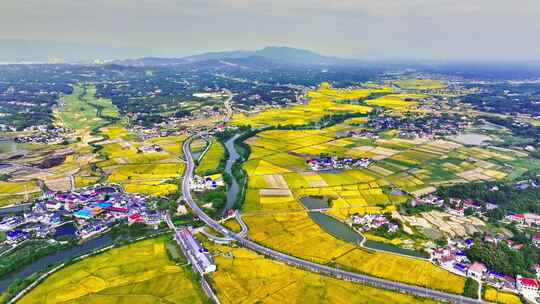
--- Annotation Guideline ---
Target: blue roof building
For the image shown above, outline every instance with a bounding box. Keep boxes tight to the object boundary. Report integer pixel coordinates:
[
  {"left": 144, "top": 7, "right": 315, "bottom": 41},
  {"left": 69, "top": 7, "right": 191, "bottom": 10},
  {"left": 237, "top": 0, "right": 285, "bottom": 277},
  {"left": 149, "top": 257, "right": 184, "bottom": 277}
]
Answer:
[
  {"left": 73, "top": 209, "right": 93, "bottom": 219},
  {"left": 7, "top": 230, "right": 29, "bottom": 240}
]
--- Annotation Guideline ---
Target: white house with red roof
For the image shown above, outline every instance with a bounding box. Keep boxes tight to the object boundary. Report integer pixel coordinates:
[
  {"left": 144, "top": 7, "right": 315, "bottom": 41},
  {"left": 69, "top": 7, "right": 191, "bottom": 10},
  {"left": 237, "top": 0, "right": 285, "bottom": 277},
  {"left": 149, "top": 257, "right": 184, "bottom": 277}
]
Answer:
[
  {"left": 506, "top": 213, "right": 525, "bottom": 224},
  {"left": 128, "top": 213, "right": 143, "bottom": 223},
  {"left": 517, "top": 275, "right": 539, "bottom": 293},
  {"left": 467, "top": 262, "right": 487, "bottom": 280}
]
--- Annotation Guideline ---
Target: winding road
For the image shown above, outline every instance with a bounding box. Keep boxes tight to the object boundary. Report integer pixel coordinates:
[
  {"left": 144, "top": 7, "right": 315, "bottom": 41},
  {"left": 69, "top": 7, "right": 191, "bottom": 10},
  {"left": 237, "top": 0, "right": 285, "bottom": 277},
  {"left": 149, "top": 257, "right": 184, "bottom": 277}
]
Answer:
[{"left": 181, "top": 135, "right": 484, "bottom": 304}]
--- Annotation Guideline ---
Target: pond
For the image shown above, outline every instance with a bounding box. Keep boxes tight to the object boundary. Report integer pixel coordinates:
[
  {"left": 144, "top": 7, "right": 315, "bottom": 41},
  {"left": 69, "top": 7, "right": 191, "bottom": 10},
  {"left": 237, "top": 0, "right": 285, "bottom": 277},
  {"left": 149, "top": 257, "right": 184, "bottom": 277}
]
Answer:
[
  {"left": 53, "top": 222, "right": 77, "bottom": 238},
  {"left": 299, "top": 196, "right": 428, "bottom": 259},
  {"left": 449, "top": 133, "right": 492, "bottom": 146}
]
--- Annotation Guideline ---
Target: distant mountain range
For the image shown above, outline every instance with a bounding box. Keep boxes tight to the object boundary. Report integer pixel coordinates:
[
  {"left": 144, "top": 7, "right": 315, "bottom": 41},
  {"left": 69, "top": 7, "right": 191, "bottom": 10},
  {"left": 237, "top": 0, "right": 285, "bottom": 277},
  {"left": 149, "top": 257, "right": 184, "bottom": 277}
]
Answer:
[
  {"left": 0, "top": 39, "right": 151, "bottom": 63},
  {"left": 0, "top": 39, "right": 357, "bottom": 67},
  {"left": 111, "top": 46, "right": 365, "bottom": 70}
]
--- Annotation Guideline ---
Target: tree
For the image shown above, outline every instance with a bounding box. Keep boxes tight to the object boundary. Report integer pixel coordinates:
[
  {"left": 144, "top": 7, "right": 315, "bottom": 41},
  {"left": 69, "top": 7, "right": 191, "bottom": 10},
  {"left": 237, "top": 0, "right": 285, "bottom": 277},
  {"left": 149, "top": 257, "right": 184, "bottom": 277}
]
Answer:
[{"left": 463, "top": 277, "right": 479, "bottom": 298}]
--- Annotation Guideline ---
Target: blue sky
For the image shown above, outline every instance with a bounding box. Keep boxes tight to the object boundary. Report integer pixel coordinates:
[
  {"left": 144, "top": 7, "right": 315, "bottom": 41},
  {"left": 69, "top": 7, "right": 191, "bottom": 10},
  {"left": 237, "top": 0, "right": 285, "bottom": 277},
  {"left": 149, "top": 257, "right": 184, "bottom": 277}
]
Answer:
[{"left": 2, "top": 0, "right": 539, "bottom": 60}]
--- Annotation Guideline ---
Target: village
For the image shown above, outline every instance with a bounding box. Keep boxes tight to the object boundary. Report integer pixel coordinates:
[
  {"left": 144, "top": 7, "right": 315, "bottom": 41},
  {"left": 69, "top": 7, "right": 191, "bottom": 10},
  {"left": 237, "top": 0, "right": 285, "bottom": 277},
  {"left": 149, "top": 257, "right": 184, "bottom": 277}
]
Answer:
[
  {"left": 367, "top": 113, "right": 473, "bottom": 140},
  {"left": 306, "top": 156, "right": 373, "bottom": 171},
  {"left": 341, "top": 176, "right": 540, "bottom": 302},
  {"left": 0, "top": 184, "right": 163, "bottom": 253},
  {"left": 411, "top": 180, "right": 540, "bottom": 302}
]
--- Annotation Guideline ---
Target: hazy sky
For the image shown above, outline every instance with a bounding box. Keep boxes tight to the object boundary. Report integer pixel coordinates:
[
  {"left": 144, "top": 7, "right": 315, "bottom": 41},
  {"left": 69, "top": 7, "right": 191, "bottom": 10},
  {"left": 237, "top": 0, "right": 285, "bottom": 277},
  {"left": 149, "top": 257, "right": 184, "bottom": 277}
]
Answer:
[{"left": 2, "top": 0, "right": 540, "bottom": 60}]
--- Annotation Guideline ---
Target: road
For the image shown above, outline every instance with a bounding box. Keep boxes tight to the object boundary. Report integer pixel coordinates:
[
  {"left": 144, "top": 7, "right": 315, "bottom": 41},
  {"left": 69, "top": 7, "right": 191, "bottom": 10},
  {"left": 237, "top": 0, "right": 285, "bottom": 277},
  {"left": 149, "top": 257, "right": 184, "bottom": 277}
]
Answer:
[
  {"left": 181, "top": 135, "right": 485, "bottom": 304},
  {"left": 222, "top": 89, "right": 233, "bottom": 122}
]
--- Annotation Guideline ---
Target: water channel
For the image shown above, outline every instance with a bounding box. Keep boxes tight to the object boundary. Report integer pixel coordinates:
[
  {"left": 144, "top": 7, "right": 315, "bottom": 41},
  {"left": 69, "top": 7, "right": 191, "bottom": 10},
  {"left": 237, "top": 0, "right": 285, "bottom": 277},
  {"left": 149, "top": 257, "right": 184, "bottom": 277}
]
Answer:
[
  {"left": 300, "top": 197, "right": 428, "bottom": 259},
  {"left": 0, "top": 234, "right": 113, "bottom": 291},
  {"left": 223, "top": 134, "right": 241, "bottom": 212}
]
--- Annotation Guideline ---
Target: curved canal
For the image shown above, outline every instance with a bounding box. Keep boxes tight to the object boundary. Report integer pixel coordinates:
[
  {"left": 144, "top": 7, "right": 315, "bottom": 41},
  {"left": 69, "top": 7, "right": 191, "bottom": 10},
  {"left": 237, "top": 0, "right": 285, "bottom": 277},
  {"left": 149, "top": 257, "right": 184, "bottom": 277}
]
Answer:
[
  {"left": 0, "top": 234, "right": 113, "bottom": 292},
  {"left": 300, "top": 197, "right": 428, "bottom": 259}
]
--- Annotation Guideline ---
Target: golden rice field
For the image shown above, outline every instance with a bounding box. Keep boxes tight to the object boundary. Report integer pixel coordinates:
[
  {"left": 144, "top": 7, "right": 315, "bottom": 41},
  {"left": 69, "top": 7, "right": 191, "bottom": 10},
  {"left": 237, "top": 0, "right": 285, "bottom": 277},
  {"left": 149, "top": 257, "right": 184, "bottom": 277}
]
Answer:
[
  {"left": 74, "top": 176, "right": 101, "bottom": 188},
  {"left": 483, "top": 287, "right": 523, "bottom": 304},
  {"left": 208, "top": 244, "right": 439, "bottom": 304},
  {"left": 196, "top": 138, "right": 225, "bottom": 175},
  {"left": 366, "top": 93, "right": 427, "bottom": 110},
  {"left": 19, "top": 237, "right": 207, "bottom": 304},
  {"left": 235, "top": 125, "right": 492, "bottom": 294},
  {"left": 393, "top": 79, "right": 446, "bottom": 90},
  {"left": 242, "top": 212, "right": 465, "bottom": 294},
  {"left": 232, "top": 85, "right": 373, "bottom": 128},
  {"left": 123, "top": 181, "right": 178, "bottom": 196},
  {"left": 91, "top": 127, "right": 186, "bottom": 196},
  {"left": 0, "top": 180, "right": 40, "bottom": 195},
  {"left": 0, "top": 180, "right": 42, "bottom": 206}
]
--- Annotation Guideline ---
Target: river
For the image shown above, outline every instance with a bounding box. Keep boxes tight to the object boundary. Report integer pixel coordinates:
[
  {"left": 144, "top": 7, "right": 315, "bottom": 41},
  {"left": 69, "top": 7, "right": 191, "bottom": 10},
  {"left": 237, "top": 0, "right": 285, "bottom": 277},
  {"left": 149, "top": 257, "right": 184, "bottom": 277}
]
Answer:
[
  {"left": 0, "top": 139, "right": 28, "bottom": 154},
  {"left": 223, "top": 134, "right": 241, "bottom": 212},
  {"left": 0, "top": 203, "right": 33, "bottom": 215},
  {"left": 299, "top": 197, "right": 428, "bottom": 259},
  {"left": 0, "top": 234, "right": 113, "bottom": 292}
]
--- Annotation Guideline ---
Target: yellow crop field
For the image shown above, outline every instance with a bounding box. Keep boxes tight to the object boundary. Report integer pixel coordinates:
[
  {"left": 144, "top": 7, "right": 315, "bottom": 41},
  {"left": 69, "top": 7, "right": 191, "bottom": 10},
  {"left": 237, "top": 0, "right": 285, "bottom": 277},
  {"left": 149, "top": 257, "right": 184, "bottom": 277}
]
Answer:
[
  {"left": 123, "top": 181, "right": 178, "bottom": 196},
  {"left": 74, "top": 176, "right": 100, "bottom": 188},
  {"left": 335, "top": 248, "right": 464, "bottom": 294},
  {"left": 232, "top": 85, "right": 372, "bottom": 127},
  {"left": 244, "top": 213, "right": 355, "bottom": 263},
  {"left": 148, "top": 135, "right": 187, "bottom": 155},
  {"left": 209, "top": 244, "right": 438, "bottom": 304},
  {"left": 107, "top": 163, "right": 184, "bottom": 182},
  {"left": 243, "top": 211, "right": 465, "bottom": 294},
  {"left": 484, "top": 287, "right": 523, "bottom": 304},
  {"left": 99, "top": 142, "right": 138, "bottom": 159},
  {"left": 196, "top": 138, "right": 225, "bottom": 174},
  {"left": 19, "top": 237, "right": 207, "bottom": 304},
  {"left": 366, "top": 93, "right": 427, "bottom": 110},
  {"left": 394, "top": 79, "right": 446, "bottom": 90},
  {"left": 0, "top": 180, "right": 40, "bottom": 195},
  {"left": 100, "top": 126, "right": 130, "bottom": 140}
]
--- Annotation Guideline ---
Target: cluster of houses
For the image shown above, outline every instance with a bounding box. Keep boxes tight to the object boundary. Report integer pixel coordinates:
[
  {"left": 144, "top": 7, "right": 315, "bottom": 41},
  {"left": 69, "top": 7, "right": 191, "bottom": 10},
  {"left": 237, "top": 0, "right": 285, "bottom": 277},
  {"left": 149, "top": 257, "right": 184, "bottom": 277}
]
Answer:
[
  {"left": 128, "top": 124, "right": 185, "bottom": 141},
  {"left": 351, "top": 213, "right": 399, "bottom": 233},
  {"left": 431, "top": 239, "right": 540, "bottom": 298},
  {"left": 411, "top": 193, "right": 498, "bottom": 217},
  {"left": 137, "top": 143, "right": 163, "bottom": 153},
  {"left": 349, "top": 130, "right": 379, "bottom": 140},
  {"left": 14, "top": 126, "right": 68, "bottom": 144},
  {"left": 505, "top": 213, "right": 540, "bottom": 229},
  {"left": 367, "top": 114, "right": 471, "bottom": 140},
  {"left": 306, "top": 156, "right": 372, "bottom": 171},
  {"left": 191, "top": 174, "right": 225, "bottom": 192},
  {"left": 0, "top": 184, "right": 162, "bottom": 249}
]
